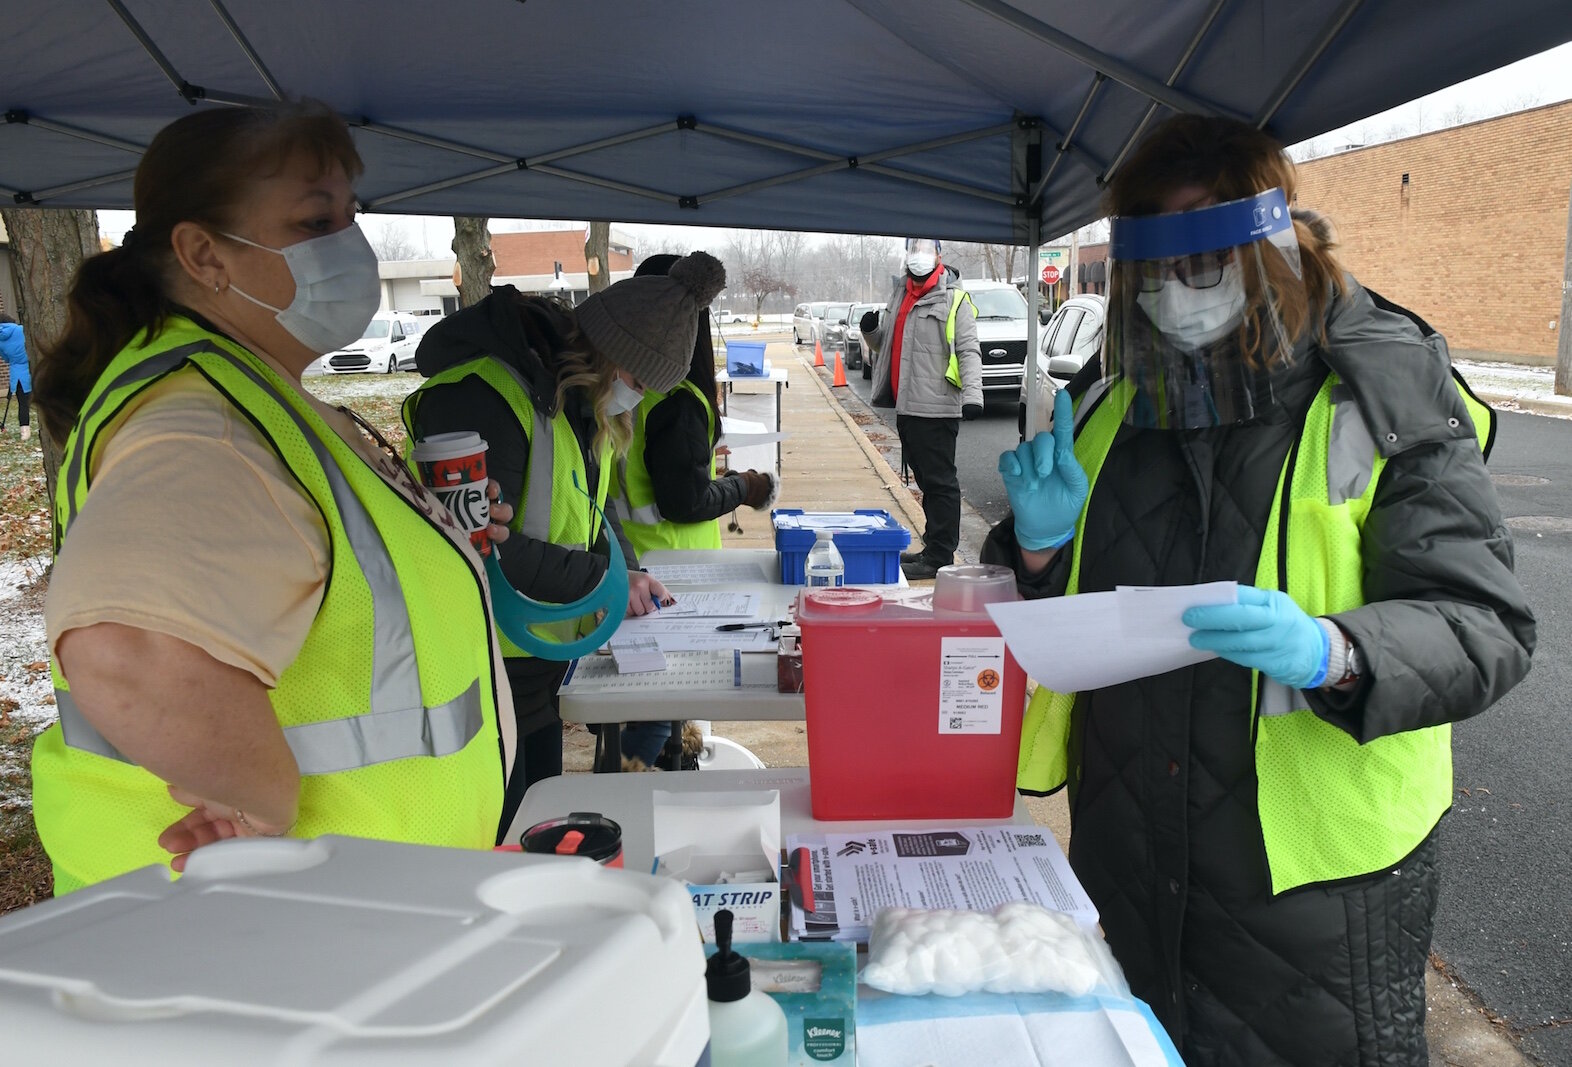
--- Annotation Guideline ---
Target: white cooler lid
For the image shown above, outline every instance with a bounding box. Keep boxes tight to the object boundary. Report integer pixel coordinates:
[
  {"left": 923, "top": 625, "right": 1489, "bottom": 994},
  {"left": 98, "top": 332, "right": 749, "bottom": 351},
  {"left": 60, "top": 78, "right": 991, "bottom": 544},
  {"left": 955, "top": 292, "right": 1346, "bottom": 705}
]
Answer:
[{"left": 0, "top": 836, "right": 709, "bottom": 1065}]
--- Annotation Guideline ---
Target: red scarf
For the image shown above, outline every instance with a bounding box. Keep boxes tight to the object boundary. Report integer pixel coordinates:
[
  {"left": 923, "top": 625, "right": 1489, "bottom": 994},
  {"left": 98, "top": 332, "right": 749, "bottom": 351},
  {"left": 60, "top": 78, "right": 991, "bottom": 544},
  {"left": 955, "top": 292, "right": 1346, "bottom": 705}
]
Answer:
[{"left": 888, "top": 264, "right": 943, "bottom": 401}]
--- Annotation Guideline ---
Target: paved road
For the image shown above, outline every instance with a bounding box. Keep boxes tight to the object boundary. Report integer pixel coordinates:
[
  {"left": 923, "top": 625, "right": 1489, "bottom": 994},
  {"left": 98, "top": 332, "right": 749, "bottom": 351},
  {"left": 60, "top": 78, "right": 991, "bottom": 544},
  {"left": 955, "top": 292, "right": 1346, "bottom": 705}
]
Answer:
[{"left": 840, "top": 349, "right": 1572, "bottom": 1063}]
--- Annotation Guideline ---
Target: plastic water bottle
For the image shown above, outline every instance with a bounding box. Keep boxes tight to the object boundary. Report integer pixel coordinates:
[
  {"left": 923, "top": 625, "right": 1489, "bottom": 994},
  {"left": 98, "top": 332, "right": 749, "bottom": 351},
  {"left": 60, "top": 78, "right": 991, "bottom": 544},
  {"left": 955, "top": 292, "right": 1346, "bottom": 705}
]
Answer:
[{"left": 804, "top": 529, "right": 845, "bottom": 588}]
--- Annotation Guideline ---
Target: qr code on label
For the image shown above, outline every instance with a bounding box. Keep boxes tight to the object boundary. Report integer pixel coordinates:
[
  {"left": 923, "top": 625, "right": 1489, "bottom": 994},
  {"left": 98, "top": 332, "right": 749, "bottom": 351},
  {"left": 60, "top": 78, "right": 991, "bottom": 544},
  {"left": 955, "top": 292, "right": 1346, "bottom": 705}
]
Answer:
[
  {"left": 948, "top": 717, "right": 964, "bottom": 730},
  {"left": 1013, "top": 833, "right": 1047, "bottom": 847}
]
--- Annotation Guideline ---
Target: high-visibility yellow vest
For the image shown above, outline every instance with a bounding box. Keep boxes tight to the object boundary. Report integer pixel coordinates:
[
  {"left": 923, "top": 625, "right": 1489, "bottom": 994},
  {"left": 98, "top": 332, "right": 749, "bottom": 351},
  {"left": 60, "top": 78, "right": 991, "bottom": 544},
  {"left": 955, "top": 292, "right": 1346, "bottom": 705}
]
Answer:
[
  {"left": 612, "top": 378, "right": 724, "bottom": 555},
  {"left": 34, "top": 318, "right": 504, "bottom": 894},
  {"left": 1017, "top": 370, "right": 1495, "bottom": 893},
  {"left": 401, "top": 356, "right": 611, "bottom": 659},
  {"left": 943, "top": 289, "right": 975, "bottom": 389}
]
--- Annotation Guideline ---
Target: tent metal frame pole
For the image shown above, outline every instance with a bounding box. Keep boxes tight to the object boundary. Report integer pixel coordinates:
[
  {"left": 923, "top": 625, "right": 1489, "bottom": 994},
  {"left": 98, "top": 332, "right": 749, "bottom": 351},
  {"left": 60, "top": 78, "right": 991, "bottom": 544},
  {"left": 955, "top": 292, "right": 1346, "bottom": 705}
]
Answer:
[
  {"left": 5, "top": 112, "right": 146, "bottom": 154},
  {"left": 357, "top": 121, "right": 517, "bottom": 163},
  {"left": 105, "top": 0, "right": 188, "bottom": 98},
  {"left": 1252, "top": 0, "right": 1367, "bottom": 128},
  {"left": 206, "top": 0, "right": 285, "bottom": 100},
  {"left": 363, "top": 163, "right": 521, "bottom": 209},
  {"left": 954, "top": 0, "right": 1232, "bottom": 118},
  {"left": 529, "top": 123, "right": 674, "bottom": 166},
  {"left": 1024, "top": 214, "right": 1042, "bottom": 439},
  {"left": 1099, "top": 0, "right": 1233, "bottom": 185},
  {"left": 1032, "top": 73, "right": 1108, "bottom": 205},
  {"left": 528, "top": 164, "right": 676, "bottom": 204},
  {"left": 21, "top": 169, "right": 139, "bottom": 205},
  {"left": 859, "top": 164, "right": 1017, "bottom": 205},
  {"left": 699, "top": 156, "right": 1016, "bottom": 209}
]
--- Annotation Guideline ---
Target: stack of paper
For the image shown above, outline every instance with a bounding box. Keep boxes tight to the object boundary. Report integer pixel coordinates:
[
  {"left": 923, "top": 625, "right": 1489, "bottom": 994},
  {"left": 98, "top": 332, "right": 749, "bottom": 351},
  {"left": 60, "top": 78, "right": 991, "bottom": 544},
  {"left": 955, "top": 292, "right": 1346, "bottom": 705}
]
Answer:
[{"left": 786, "top": 826, "right": 1097, "bottom": 943}]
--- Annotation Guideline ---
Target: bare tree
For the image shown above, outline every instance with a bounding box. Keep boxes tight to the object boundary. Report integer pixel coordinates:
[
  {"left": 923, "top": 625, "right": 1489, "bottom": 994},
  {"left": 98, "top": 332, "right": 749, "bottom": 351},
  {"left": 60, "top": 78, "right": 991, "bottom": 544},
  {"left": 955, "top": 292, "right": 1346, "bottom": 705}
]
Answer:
[
  {"left": 739, "top": 265, "right": 792, "bottom": 322},
  {"left": 451, "top": 216, "right": 494, "bottom": 308},
  {"left": 366, "top": 220, "right": 426, "bottom": 261},
  {"left": 584, "top": 221, "right": 611, "bottom": 295},
  {"left": 0, "top": 207, "right": 100, "bottom": 534}
]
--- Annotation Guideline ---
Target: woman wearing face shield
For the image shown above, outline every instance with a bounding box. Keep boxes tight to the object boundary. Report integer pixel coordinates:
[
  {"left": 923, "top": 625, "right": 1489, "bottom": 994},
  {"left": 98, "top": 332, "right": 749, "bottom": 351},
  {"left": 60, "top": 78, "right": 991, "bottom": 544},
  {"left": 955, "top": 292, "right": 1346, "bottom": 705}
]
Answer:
[
  {"left": 32, "top": 103, "right": 513, "bottom": 893},
  {"left": 402, "top": 253, "right": 725, "bottom": 834},
  {"left": 984, "top": 115, "right": 1533, "bottom": 1065}
]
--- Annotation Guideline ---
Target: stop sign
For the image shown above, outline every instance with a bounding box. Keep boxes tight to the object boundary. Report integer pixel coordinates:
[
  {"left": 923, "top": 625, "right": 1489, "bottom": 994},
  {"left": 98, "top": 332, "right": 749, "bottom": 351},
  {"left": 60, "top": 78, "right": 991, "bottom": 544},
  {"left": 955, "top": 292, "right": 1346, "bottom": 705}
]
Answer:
[{"left": 1041, "top": 263, "right": 1061, "bottom": 285}]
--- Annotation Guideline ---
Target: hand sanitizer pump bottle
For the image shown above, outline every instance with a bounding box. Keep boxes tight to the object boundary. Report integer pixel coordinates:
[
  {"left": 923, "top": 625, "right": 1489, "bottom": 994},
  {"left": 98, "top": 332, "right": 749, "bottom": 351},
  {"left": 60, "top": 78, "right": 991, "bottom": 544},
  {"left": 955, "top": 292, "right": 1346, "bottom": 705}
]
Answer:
[{"left": 705, "top": 909, "right": 788, "bottom": 1067}]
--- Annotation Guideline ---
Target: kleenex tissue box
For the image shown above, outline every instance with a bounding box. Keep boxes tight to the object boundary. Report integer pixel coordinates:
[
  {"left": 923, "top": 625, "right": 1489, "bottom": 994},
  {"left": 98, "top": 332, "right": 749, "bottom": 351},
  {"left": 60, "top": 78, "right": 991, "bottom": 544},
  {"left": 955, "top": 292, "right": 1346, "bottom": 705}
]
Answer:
[
  {"left": 653, "top": 789, "right": 782, "bottom": 943},
  {"left": 709, "top": 940, "right": 857, "bottom": 1065}
]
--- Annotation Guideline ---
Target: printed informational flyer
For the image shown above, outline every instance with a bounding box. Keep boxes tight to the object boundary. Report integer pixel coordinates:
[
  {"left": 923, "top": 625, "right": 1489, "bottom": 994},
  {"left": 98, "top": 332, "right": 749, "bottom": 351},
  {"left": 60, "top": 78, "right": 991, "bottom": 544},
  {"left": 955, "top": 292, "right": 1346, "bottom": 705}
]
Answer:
[{"left": 787, "top": 826, "right": 1097, "bottom": 942}]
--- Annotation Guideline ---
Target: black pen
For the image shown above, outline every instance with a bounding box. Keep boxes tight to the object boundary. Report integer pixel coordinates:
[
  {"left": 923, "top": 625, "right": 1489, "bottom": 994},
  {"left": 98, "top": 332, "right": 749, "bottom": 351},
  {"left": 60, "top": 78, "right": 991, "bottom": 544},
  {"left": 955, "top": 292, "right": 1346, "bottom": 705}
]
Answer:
[{"left": 715, "top": 620, "right": 789, "bottom": 632}]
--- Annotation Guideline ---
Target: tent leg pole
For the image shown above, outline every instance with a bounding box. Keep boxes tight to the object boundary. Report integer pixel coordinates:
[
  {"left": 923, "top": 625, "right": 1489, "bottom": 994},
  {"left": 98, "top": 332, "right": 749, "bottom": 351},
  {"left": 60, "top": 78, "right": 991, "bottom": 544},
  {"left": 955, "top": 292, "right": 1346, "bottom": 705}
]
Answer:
[{"left": 1024, "top": 219, "right": 1042, "bottom": 441}]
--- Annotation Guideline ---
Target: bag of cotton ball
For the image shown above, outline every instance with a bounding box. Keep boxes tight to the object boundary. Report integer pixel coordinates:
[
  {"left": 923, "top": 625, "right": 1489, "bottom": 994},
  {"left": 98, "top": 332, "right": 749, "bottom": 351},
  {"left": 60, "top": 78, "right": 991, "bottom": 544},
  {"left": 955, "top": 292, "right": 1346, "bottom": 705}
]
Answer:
[{"left": 861, "top": 902, "right": 1105, "bottom": 997}]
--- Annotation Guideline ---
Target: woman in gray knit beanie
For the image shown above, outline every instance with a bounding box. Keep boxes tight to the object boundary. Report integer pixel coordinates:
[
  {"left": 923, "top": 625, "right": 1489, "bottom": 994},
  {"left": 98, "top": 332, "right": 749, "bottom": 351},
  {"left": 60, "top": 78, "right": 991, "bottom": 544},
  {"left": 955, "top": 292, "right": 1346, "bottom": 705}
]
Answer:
[{"left": 402, "top": 249, "right": 726, "bottom": 828}]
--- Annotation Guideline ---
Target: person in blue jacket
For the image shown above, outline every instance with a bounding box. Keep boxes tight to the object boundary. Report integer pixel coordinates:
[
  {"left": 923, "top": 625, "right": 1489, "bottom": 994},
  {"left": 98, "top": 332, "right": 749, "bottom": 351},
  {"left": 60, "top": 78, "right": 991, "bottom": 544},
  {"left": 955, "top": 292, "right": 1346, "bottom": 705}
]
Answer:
[{"left": 0, "top": 315, "right": 30, "bottom": 442}]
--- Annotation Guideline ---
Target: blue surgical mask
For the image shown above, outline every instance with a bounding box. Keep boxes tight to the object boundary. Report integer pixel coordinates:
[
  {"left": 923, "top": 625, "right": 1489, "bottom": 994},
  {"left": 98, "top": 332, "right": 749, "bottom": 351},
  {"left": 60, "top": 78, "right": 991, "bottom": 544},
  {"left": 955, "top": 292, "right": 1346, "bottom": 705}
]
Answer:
[{"left": 224, "top": 224, "right": 381, "bottom": 355}]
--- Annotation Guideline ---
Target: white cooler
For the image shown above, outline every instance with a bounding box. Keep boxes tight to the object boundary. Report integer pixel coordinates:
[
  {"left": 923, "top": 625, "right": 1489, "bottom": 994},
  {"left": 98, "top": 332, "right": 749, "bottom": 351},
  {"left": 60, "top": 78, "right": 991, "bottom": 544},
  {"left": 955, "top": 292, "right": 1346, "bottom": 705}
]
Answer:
[{"left": 0, "top": 835, "right": 711, "bottom": 1065}]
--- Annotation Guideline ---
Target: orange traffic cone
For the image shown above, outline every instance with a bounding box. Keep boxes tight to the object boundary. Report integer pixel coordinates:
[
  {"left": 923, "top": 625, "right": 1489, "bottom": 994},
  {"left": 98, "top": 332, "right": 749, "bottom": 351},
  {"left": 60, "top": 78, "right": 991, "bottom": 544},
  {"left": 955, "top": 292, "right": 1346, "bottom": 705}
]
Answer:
[
  {"left": 814, "top": 332, "right": 825, "bottom": 368},
  {"left": 832, "top": 350, "right": 848, "bottom": 387}
]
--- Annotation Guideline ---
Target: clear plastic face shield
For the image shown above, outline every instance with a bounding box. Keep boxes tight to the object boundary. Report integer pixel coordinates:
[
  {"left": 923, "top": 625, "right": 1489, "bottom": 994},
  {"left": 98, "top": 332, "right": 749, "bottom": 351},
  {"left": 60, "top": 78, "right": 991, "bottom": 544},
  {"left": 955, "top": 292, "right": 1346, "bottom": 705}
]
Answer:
[
  {"left": 1104, "top": 188, "right": 1303, "bottom": 429},
  {"left": 904, "top": 238, "right": 941, "bottom": 277}
]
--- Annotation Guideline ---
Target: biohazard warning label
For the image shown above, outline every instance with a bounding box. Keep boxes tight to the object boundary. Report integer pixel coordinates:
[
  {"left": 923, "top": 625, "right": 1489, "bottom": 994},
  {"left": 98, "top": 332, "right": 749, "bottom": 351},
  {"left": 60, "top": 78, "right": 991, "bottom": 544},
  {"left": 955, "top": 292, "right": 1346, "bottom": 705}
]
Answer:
[{"left": 938, "top": 636, "right": 1005, "bottom": 734}]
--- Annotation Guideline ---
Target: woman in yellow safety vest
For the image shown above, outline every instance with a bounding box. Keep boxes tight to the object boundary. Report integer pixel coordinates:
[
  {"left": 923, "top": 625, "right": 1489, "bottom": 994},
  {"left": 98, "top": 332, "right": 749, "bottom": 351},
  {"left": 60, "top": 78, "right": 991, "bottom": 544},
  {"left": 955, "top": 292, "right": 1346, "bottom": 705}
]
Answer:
[
  {"left": 984, "top": 115, "right": 1534, "bottom": 1065},
  {"left": 611, "top": 252, "right": 777, "bottom": 769},
  {"left": 32, "top": 102, "right": 513, "bottom": 893},
  {"left": 402, "top": 252, "right": 726, "bottom": 836}
]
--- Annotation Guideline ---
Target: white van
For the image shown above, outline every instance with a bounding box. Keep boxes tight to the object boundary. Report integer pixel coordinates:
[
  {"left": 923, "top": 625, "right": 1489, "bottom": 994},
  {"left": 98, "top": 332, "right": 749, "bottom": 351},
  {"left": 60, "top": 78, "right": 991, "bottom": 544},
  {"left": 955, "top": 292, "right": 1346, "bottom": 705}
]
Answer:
[{"left": 320, "top": 312, "right": 425, "bottom": 375}]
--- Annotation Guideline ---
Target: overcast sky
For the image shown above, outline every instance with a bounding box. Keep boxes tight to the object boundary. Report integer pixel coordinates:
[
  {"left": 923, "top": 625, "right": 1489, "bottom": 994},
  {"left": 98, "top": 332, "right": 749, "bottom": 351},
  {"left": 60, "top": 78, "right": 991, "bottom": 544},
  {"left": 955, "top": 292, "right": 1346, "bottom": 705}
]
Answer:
[{"left": 98, "top": 41, "right": 1572, "bottom": 255}]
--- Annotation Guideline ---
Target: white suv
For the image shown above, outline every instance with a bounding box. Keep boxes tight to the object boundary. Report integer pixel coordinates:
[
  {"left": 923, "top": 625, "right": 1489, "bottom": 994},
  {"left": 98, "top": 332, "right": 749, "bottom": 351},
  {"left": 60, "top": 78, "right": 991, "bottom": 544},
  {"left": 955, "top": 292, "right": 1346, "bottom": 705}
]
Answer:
[
  {"left": 321, "top": 313, "right": 424, "bottom": 374},
  {"left": 963, "top": 280, "right": 1030, "bottom": 395},
  {"left": 792, "top": 302, "right": 830, "bottom": 345}
]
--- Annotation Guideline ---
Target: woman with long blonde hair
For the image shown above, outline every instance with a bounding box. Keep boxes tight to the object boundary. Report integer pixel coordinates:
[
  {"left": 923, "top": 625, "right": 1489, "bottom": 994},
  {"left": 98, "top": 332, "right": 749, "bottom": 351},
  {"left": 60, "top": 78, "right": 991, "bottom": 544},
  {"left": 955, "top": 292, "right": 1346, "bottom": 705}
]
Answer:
[{"left": 403, "top": 253, "right": 726, "bottom": 835}]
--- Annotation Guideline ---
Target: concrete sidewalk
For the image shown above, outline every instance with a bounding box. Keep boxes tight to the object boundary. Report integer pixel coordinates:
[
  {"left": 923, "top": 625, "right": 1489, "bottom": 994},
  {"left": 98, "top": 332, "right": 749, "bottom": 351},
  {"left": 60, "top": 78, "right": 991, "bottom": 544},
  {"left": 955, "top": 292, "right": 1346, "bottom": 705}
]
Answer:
[{"left": 570, "top": 331, "right": 1529, "bottom": 1067}]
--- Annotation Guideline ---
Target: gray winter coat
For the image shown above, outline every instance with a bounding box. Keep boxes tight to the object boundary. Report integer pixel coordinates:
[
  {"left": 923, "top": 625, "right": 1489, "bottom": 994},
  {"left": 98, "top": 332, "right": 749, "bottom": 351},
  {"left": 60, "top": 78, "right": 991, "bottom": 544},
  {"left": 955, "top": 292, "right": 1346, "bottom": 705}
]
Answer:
[
  {"left": 865, "top": 264, "right": 983, "bottom": 416},
  {"left": 982, "top": 279, "right": 1534, "bottom": 1066}
]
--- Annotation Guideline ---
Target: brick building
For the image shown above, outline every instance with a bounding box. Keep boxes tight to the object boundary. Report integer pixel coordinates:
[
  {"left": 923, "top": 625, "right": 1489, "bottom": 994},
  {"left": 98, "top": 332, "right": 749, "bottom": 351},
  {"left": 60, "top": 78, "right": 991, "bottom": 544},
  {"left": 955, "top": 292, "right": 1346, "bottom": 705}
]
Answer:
[{"left": 1294, "top": 100, "right": 1572, "bottom": 360}]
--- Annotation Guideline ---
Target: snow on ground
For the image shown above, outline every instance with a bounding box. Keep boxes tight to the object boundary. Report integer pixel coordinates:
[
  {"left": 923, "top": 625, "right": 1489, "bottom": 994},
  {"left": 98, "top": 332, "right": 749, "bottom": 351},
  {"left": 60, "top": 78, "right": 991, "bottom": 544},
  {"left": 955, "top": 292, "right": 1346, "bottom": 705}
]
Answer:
[{"left": 0, "top": 555, "right": 54, "bottom": 809}]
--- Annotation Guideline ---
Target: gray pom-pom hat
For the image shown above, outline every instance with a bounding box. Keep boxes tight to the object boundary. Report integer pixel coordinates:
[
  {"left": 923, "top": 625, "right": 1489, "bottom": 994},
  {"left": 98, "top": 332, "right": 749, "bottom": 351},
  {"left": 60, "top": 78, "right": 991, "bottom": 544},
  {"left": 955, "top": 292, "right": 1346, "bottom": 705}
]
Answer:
[{"left": 574, "top": 250, "right": 726, "bottom": 393}]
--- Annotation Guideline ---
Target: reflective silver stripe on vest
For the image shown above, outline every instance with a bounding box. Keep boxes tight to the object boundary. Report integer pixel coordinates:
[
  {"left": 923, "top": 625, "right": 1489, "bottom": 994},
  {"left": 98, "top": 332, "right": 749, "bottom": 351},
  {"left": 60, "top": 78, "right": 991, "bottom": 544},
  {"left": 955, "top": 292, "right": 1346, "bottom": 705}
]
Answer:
[
  {"left": 1327, "top": 384, "right": 1377, "bottom": 507},
  {"left": 1259, "top": 678, "right": 1312, "bottom": 718},
  {"left": 522, "top": 404, "right": 555, "bottom": 542},
  {"left": 59, "top": 342, "right": 483, "bottom": 770},
  {"left": 611, "top": 456, "right": 663, "bottom": 526},
  {"left": 58, "top": 681, "right": 483, "bottom": 775},
  {"left": 1073, "top": 378, "right": 1116, "bottom": 434}
]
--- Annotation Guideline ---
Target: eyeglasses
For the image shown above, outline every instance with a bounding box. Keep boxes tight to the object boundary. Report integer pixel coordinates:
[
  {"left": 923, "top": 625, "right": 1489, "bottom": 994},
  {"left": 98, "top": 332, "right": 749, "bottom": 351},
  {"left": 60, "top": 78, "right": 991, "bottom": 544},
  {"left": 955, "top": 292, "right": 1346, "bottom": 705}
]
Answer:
[{"left": 1135, "top": 249, "right": 1233, "bottom": 292}]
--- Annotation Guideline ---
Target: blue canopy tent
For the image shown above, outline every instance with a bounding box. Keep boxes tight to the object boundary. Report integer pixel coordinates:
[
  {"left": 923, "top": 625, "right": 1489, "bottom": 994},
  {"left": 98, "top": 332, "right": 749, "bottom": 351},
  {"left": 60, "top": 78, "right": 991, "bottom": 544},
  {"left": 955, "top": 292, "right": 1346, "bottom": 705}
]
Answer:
[{"left": 5, "top": 0, "right": 1572, "bottom": 427}]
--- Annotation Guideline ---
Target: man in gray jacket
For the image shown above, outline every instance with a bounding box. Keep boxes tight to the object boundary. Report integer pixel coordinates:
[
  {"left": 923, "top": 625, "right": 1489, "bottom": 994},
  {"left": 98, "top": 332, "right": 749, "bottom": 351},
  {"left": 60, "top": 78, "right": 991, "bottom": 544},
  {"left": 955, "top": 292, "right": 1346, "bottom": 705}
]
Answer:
[{"left": 862, "top": 238, "right": 983, "bottom": 579}]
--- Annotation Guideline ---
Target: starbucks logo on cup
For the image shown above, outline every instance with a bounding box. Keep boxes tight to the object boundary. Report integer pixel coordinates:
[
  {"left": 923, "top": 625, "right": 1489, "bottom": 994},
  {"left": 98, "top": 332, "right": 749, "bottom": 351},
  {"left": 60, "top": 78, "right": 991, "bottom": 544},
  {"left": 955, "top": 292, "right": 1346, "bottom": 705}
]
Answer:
[{"left": 412, "top": 431, "right": 492, "bottom": 554}]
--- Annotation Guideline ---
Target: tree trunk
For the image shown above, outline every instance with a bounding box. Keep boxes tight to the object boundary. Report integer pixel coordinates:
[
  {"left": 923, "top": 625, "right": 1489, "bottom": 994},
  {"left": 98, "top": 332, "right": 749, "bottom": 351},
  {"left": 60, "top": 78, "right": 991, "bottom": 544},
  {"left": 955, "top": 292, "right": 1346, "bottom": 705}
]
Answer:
[
  {"left": 1, "top": 206, "right": 99, "bottom": 547},
  {"left": 584, "top": 221, "right": 611, "bottom": 296},
  {"left": 451, "top": 216, "right": 494, "bottom": 308}
]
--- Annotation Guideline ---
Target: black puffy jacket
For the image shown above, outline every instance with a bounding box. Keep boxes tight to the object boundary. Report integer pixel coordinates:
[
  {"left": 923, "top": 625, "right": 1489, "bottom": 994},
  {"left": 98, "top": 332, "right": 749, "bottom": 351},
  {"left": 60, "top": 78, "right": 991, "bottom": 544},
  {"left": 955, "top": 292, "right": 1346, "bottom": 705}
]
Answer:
[{"left": 983, "top": 280, "right": 1534, "bottom": 1066}]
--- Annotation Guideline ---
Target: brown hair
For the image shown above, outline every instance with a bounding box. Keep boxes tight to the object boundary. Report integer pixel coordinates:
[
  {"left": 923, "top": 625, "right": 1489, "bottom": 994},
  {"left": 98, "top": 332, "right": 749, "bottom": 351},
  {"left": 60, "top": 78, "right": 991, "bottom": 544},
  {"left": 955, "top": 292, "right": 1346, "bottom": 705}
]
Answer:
[
  {"left": 35, "top": 101, "right": 362, "bottom": 441},
  {"left": 1105, "top": 115, "right": 1346, "bottom": 367}
]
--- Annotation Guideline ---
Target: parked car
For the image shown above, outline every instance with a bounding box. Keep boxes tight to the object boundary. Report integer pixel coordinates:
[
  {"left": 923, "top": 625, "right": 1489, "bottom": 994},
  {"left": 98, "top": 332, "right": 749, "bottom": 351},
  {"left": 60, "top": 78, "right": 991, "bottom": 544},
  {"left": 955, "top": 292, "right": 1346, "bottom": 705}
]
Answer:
[
  {"left": 819, "top": 302, "right": 854, "bottom": 354},
  {"left": 713, "top": 308, "right": 739, "bottom": 325},
  {"left": 792, "top": 301, "right": 831, "bottom": 345},
  {"left": 963, "top": 279, "right": 1030, "bottom": 395},
  {"left": 845, "top": 301, "right": 881, "bottom": 374},
  {"left": 321, "top": 312, "right": 424, "bottom": 374},
  {"left": 1017, "top": 293, "right": 1105, "bottom": 438},
  {"left": 394, "top": 316, "right": 436, "bottom": 371}
]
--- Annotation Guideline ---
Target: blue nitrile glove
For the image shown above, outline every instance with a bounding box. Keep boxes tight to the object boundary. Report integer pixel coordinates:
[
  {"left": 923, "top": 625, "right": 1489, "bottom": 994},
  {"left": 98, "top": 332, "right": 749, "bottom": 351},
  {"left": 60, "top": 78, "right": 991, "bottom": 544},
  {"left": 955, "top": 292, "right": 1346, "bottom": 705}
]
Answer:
[
  {"left": 997, "top": 386, "right": 1088, "bottom": 550},
  {"left": 1182, "top": 585, "right": 1331, "bottom": 689}
]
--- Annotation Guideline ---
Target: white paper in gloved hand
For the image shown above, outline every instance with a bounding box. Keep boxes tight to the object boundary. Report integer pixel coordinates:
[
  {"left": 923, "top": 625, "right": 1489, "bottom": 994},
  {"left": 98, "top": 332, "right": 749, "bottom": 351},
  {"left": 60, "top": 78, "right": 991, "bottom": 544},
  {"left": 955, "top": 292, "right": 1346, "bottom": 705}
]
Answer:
[{"left": 862, "top": 902, "right": 1104, "bottom": 997}]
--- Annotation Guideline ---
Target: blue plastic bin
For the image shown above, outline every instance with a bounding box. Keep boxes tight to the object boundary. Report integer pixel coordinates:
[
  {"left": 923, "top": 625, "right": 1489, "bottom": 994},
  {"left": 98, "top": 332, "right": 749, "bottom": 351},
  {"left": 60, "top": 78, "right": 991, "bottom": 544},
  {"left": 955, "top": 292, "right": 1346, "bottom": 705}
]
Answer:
[
  {"left": 773, "top": 509, "right": 912, "bottom": 585},
  {"left": 725, "top": 340, "right": 767, "bottom": 376}
]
